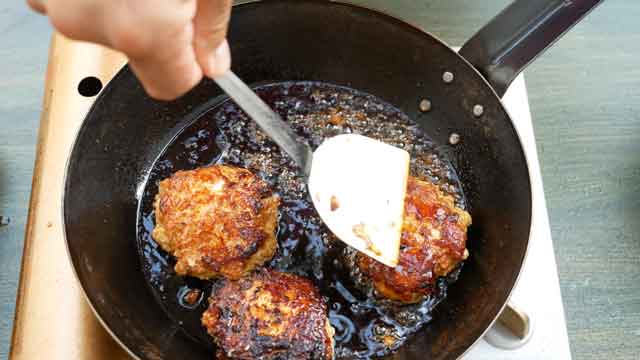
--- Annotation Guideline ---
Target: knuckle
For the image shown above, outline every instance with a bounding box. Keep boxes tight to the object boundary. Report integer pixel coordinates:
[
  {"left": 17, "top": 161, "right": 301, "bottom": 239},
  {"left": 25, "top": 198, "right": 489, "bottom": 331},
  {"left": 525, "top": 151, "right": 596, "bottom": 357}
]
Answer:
[
  {"left": 46, "top": 1, "right": 107, "bottom": 42},
  {"left": 108, "top": 23, "right": 149, "bottom": 57},
  {"left": 141, "top": 70, "right": 202, "bottom": 101},
  {"left": 195, "top": 22, "right": 227, "bottom": 38}
]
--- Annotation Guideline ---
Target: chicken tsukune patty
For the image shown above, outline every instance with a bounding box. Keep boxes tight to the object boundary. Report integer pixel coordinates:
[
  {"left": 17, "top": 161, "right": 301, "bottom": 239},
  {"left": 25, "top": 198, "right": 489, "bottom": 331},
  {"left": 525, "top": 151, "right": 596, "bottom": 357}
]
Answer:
[
  {"left": 358, "top": 177, "right": 472, "bottom": 303},
  {"left": 202, "top": 269, "right": 334, "bottom": 359},
  {"left": 152, "top": 165, "right": 279, "bottom": 280}
]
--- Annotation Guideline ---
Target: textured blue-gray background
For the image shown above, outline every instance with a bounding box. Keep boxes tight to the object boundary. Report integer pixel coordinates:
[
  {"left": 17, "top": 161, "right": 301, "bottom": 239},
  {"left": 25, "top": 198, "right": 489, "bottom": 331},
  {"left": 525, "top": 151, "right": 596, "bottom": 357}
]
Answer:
[
  {"left": 1, "top": 1, "right": 638, "bottom": 358},
  {"left": 0, "top": 1, "right": 51, "bottom": 359}
]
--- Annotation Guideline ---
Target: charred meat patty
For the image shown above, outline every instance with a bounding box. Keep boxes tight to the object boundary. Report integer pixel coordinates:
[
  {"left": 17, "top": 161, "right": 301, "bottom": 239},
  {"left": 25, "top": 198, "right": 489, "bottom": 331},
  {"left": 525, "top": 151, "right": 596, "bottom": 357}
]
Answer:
[
  {"left": 202, "top": 269, "right": 334, "bottom": 359},
  {"left": 358, "top": 177, "right": 472, "bottom": 303},
  {"left": 152, "top": 165, "right": 279, "bottom": 280}
]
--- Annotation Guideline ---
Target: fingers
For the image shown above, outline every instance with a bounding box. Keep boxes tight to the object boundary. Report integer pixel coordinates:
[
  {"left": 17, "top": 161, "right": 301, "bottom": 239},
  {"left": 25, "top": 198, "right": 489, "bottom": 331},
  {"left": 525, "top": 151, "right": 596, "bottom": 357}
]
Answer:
[
  {"left": 49, "top": 0, "right": 203, "bottom": 100},
  {"left": 32, "top": 0, "right": 232, "bottom": 100},
  {"left": 128, "top": 23, "right": 203, "bottom": 100},
  {"left": 193, "top": 0, "right": 232, "bottom": 78},
  {"left": 107, "top": 0, "right": 198, "bottom": 57},
  {"left": 40, "top": 0, "right": 112, "bottom": 47},
  {"left": 112, "top": 0, "right": 203, "bottom": 99}
]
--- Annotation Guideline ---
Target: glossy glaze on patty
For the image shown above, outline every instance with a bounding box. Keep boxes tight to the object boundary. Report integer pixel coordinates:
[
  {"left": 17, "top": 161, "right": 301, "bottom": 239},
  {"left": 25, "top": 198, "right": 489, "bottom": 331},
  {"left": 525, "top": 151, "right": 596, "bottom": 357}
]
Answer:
[
  {"left": 358, "top": 177, "right": 472, "bottom": 303},
  {"left": 202, "top": 269, "right": 334, "bottom": 359},
  {"left": 152, "top": 165, "right": 279, "bottom": 280}
]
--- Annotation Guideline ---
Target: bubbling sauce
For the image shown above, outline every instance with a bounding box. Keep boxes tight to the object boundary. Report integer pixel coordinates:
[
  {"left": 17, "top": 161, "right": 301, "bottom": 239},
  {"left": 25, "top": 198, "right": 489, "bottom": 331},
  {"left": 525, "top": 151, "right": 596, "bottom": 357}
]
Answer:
[{"left": 136, "top": 82, "right": 467, "bottom": 358}]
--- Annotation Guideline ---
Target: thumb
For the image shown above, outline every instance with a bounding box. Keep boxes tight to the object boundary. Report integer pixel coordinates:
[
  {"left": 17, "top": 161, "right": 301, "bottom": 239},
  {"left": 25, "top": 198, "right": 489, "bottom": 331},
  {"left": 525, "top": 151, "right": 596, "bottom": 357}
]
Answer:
[{"left": 193, "top": 0, "right": 232, "bottom": 78}]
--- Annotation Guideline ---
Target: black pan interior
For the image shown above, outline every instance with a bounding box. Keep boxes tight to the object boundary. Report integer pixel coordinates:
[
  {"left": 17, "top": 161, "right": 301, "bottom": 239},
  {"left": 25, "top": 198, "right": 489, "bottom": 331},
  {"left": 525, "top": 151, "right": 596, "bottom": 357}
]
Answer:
[
  {"left": 63, "top": 1, "right": 532, "bottom": 359},
  {"left": 137, "top": 81, "right": 470, "bottom": 358}
]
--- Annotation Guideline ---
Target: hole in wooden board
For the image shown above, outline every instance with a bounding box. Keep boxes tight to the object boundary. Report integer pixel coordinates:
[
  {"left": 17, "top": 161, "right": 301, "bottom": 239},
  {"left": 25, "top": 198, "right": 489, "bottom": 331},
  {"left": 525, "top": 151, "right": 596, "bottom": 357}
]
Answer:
[{"left": 78, "top": 76, "right": 103, "bottom": 97}]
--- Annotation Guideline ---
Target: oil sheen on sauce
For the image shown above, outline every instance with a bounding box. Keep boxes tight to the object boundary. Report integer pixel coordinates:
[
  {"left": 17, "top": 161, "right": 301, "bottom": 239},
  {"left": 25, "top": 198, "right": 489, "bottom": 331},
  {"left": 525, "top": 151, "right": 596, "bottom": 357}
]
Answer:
[{"left": 136, "top": 82, "right": 467, "bottom": 359}]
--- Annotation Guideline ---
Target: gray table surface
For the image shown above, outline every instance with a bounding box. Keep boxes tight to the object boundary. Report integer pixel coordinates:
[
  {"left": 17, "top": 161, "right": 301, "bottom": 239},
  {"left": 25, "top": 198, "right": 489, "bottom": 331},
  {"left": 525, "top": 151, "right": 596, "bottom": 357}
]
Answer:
[{"left": 1, "top": 1, "right": 638, "bottom": 359}]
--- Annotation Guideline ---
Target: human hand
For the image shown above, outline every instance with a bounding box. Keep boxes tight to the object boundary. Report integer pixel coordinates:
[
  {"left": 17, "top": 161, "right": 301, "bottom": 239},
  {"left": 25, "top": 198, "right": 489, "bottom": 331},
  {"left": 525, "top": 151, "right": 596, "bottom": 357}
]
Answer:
[{"left": 28, "top": 0, "right": 232, "bottom": 100}]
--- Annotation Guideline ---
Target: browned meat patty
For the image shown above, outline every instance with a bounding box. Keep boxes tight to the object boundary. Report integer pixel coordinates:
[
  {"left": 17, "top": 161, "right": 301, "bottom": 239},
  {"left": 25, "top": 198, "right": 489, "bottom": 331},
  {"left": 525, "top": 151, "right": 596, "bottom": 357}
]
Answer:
[
  {"left": 202, "top": 269, "right": 334, "bottom": 359},
  {"left": 358, "top": 177, "right": 472, "bottom": 303},
  {"left": 152, "top": 165, "right": 279, "bottom": 280}
]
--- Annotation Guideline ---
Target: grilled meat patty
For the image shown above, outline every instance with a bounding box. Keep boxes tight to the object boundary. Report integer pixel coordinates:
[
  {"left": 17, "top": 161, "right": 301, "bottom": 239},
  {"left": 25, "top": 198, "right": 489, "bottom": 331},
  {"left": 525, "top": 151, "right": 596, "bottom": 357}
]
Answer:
[
  {"left": 202, "top": 269, "right": 334, "bottom": 359},
  {"left": 152, "top": 165, "right": 279, "bottom": 280},
  {"left": 358, "top": 177, "right": 472, "bottom": 303}
]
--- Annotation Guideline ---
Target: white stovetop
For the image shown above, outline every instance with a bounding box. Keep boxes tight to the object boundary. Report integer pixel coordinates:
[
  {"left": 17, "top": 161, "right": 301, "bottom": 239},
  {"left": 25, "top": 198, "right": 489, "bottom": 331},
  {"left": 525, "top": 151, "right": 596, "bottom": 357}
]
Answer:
[{"left": 463, "top": 75, "right": 572, "bottom": 359}]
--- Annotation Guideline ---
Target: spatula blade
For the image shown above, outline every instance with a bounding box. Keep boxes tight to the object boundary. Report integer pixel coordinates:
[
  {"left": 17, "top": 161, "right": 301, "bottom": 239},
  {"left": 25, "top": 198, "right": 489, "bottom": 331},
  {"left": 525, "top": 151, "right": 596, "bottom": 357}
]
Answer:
[{"left": 308, "top": 134, "right": 409, "bottom": 267}]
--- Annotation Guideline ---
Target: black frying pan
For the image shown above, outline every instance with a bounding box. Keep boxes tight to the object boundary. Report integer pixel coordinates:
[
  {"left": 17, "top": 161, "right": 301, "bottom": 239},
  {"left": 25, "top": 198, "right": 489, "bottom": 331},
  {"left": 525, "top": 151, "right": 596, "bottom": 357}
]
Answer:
[{"left": 63, "top": 0, "right": 601, "bottom": 359}]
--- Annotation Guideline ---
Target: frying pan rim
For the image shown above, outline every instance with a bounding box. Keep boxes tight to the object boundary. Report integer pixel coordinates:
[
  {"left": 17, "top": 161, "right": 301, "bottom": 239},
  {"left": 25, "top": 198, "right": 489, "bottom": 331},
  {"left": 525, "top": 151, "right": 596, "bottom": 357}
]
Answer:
[
  {"left": 61, "top": 1, "right": 534, "bottom": 359},
  {"left": 60, "top": 65, "right": 143, "bottom": 360}
]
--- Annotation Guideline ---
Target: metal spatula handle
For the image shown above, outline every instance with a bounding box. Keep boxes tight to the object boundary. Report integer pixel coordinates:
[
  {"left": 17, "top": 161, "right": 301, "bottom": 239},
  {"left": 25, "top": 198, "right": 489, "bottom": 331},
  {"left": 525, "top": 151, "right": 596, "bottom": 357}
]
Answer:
[{"left": 214, "top": 71, "right": 313, "bottom": 176}]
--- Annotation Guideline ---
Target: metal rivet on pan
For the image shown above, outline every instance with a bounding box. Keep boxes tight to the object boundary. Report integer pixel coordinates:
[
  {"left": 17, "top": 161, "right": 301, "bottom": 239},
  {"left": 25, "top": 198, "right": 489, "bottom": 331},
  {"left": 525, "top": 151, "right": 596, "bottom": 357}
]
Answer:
[
  {"left": 442, "top": 71, "right": 454, "bottom": 84},
  {"left": 419, "top": 99, "right": 432, "bottom": 112},
  {"left": 449, "top": 133, "right": 460, "bottom": 145},
  {"left": 473, "top": 104, "right": 484, "bottom": 117}
]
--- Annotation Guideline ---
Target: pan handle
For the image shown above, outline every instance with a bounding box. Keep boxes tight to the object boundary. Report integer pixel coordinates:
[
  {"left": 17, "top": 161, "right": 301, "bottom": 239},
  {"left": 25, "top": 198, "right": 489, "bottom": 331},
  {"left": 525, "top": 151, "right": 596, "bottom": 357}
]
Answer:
[{"left": 459, "top": 0, "right": 603, "bottom": 98}]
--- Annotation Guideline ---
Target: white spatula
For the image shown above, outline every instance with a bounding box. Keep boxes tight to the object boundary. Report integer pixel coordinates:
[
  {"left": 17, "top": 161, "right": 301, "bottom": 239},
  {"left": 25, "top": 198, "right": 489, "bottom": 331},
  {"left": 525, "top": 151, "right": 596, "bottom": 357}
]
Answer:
[{"left": 215, "top": 72, "right": 409, "bottom": 267}]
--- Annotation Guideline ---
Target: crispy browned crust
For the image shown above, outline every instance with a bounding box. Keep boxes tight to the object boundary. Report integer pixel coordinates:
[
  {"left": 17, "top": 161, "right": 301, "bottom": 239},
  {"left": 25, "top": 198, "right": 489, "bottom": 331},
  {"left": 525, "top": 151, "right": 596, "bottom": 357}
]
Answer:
[
  {"left": 152, "top": 165, "right": 279, "bottom": 280},
  {"left": 358, "top": 177, "right": 472, "bottom": 303},
  {"left": 202, "top": 269, "right": 334, "bottom": 360}
]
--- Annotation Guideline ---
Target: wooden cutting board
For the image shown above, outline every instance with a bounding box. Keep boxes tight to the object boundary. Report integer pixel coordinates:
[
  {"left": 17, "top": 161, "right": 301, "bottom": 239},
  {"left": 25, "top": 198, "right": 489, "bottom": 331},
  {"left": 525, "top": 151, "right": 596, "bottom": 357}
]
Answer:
[{"left": 9, "top": 33, "right": 130, "bottom": 360}]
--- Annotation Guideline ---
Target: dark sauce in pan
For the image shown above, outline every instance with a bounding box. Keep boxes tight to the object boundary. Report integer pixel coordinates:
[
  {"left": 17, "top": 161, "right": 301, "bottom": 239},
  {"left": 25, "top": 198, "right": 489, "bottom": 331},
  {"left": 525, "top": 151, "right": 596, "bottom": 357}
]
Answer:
[{"left": 136, "top": 82, "right": 467, "bottom": 358}]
